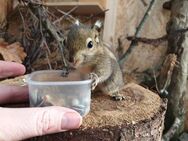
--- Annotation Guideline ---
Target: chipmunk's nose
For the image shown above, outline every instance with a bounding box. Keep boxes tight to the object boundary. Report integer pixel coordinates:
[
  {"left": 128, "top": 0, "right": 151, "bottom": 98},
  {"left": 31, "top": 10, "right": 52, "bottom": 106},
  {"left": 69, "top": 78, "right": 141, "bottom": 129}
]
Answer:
[
  {"left": 73, "top": 56, "right": 82, "bottom": 67},
  {"left": 69, "top": 56, "right": 74, "bottom": 63},
  {"left": 73, "top": 59, "right": 79, "bottom": 66},
  {"left": 67, "top": 58, "right": 77, "bottom": 68}
]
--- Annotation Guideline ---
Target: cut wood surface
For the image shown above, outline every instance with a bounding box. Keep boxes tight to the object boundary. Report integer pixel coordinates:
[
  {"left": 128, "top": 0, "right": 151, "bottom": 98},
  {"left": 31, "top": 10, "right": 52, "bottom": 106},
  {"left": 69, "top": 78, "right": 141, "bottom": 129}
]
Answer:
[{"left": 22, "top": 83, "right": 167, "bottom": 141}]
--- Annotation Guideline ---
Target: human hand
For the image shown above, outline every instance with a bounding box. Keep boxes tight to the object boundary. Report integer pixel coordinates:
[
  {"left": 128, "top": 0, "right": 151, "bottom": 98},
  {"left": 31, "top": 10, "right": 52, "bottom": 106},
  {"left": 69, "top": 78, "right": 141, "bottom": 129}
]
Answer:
[{"left": 0, "top": 61, "right": 82, "bottom": 141}]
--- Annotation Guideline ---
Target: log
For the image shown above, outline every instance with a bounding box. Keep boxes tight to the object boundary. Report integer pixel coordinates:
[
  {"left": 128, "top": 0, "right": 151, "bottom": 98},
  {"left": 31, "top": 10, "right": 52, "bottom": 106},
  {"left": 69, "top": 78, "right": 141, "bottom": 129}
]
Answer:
[{"left": 24, "top": 83, "right": 167, "bottom": 141}]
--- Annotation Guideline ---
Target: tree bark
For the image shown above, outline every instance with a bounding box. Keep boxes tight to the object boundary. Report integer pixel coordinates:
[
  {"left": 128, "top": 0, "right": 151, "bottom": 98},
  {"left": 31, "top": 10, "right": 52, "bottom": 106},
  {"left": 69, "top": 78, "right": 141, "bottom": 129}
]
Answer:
[{"left": 160, "top": 0, "right": 188, "bottom": 140}]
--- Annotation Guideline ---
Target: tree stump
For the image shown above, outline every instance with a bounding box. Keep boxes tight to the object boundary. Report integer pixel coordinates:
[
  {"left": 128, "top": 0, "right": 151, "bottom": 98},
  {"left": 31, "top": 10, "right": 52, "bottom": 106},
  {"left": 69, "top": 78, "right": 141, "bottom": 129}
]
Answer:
[{"left": 26, "top": 83, "right": 167, "bottom": 141}]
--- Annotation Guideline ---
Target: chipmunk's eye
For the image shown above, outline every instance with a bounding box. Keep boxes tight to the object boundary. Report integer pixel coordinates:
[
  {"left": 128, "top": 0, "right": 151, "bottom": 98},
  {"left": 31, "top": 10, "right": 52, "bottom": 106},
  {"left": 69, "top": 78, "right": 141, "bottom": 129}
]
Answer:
[
  {"left": 86, "top": 38, "right": 93, "bottom": 49},
  {"left": 87, "top": 41, "right": 93, "bottom": 48}
]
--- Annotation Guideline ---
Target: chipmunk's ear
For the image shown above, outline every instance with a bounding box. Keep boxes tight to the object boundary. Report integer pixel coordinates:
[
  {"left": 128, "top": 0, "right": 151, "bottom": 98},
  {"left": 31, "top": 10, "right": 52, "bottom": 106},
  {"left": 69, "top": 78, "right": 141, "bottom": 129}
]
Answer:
[
  {"left": 75, "top": 19, "right": 80, "bottom": 26},
  {"left": 92, "top": 20, "right": 102, "bottom": 32}
]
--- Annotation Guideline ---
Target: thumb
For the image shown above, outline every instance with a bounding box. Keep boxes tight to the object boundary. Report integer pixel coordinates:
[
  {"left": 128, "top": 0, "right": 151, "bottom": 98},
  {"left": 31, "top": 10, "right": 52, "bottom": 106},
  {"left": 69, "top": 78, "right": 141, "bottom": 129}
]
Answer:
[{"left": 0, "top": 106, "right": 82, "bottom": 141}]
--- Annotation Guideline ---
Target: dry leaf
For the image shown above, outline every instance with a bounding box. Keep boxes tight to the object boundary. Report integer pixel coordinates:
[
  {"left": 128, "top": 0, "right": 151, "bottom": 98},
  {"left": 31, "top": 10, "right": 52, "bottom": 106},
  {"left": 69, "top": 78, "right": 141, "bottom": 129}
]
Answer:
[{"left": 0, "top": 38, "right": 26, "bottom": 63}]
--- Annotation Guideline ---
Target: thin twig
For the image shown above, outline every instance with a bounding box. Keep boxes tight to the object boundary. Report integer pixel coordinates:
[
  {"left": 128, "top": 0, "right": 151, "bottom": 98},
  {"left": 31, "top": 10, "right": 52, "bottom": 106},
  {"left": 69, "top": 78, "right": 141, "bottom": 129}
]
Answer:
[
  {"left": 119, "top": 0, "right": 156, "bottom": 64},
  {"left": 28, "top": 8, "right": 39, "bottom": 26},
  {"left": 18, "top": 7, "right": 26, "bottom": 30},
  {"left": 126, "top": 27, "right": 188, "bottom": 47},
  {"left": 153, "top": 70, "right": 160, "bottom": 94},
  {"left": 83, "top": 9, "right": 109, "bottom": 23},
  {"left": 54, "top": 6, "right": 78, "bottom": 25},
  {"left": 47, "top": 10, "right": 58, "bottom": 19},
  {"left": 19, "top": 8, "right": 35, "bottom": 41},
  {"left": 141, "top": 0, "right": 148, "bottom": 6},
  {"left": 56, "top": 9, "right": 77, "bottom": 24},
  {"left": 127, "top": 35, "right": 167, "bottom": 46},
  {"left": 39, "top": 13, "right": 51, "bottom": 55},
  {"left": 25, "top": 0, "right": 68, "bottom": 67},
  {"left": 45, "top": 51, "right": 52, "bottom": 69}
]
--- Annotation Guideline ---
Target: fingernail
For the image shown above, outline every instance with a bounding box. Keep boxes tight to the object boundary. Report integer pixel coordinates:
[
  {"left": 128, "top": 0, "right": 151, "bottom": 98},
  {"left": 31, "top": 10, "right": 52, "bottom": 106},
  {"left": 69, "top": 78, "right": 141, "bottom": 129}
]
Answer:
[{"left": 61, "top": 112, "right": 82, "bottom": 130}]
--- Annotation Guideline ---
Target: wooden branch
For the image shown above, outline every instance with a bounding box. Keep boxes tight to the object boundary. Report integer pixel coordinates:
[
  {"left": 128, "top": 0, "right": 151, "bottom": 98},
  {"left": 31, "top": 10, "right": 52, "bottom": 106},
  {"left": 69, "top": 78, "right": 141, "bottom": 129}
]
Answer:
[
  {"left": 126, "top": 28, "right": 188, "bottom": 47},
  {"left": 118, "top": 0, "right": 156, "bottom": 64},
  {"left": 127, "top": 35, "right": 167, "bottom": 46}
]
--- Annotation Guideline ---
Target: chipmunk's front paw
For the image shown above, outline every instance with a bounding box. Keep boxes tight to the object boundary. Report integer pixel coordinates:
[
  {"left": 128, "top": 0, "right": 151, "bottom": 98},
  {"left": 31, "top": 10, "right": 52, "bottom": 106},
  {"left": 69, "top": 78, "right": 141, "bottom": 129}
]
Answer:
[
  {"left": 61, "top": 67, "right": 70, "bottom": 77},
  {"left": 89, "top": 73, "right": 99, "bottom": 90},
  {"left": 111, "top": 93, "right": 125, "bottom": 101}
]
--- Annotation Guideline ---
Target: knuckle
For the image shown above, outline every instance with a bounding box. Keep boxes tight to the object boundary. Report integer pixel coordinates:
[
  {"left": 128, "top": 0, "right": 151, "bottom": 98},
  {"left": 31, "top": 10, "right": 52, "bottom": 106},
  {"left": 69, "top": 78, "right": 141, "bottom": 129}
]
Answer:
[
  {"left": 36, "top": 111, "right": 50, "bottom": 135},
  {"left": 35, "top": 110, "right": 59, "bottom": 135}
]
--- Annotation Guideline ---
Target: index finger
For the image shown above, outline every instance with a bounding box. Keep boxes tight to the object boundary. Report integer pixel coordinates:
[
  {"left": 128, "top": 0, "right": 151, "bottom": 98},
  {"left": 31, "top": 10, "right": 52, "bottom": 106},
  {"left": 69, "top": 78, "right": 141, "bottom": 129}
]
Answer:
[{"left": 0, "top": 61, "right": 26, "bottom": 79}]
